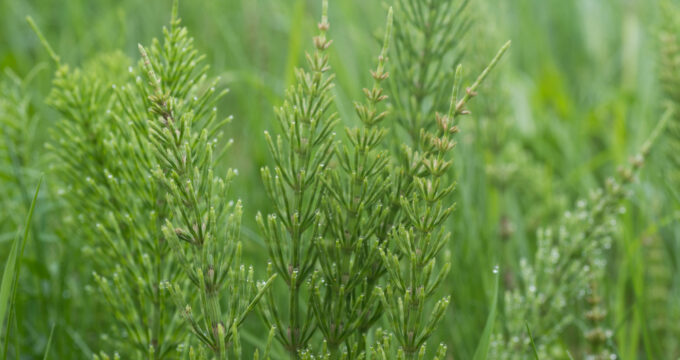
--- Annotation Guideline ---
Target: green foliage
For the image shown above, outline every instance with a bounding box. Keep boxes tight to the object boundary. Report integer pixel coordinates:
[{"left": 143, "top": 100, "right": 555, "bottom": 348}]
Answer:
[
  {"left": 660, "top": 0, "right": 680, "bottom": 190},
  {"left": 491, "top": 111, "right": 670, "bottom": 359},
  {"left": 310, "top": 7, "right": 393, "bottom": 358},
  {"left": 654, "top": 3, "right": 680, "bottom": 358},
  {"left": 643, "top": 233, "right": 679, "bottom": 357},
  {"left": 258, "top": 1, "right": 508, "bottom": 358},
  {"left": 471, "top": 269, "right": 499, "bottom": 360},
  {"left": 492, "top": 177, "right": 627, "bottom": 359},
  {"left": 46, "top": 2, "right": 273, "bottom": 357},
  {"left": 390, "top": 0, "right": 470, "bottom": 144},
  {"left": 0, "top": 67, "right": 45, "bottom": 239},
  {"left": 47, "top": 35, "right": 184, "bottom": 360},
  {"left": 3, "top": 0, "right": 680, "bottom": 359},
  {"left": 582, "top": 283, "right": 613, "bottom": 360},
  {"left": 0, "top": 177, "right": 41, "bottom": 358},
  {"left": 378, "top": 42, "right": 509, "bottom": 359},
  {"left": 256, "top": 1, "right": 338, "bottom": 356},
  {"left": 138, "top": 3, "right": 276, "bottom": 357}
]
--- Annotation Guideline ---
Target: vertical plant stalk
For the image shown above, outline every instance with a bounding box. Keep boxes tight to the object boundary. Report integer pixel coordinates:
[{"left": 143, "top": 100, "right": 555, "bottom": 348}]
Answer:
[
  {"left": 310, "top": 8, "right": 394, "bottom": 359},
  {"left": 0, "top": 177, "right": 41, "bottom": 359},
  {"left": 134, "top": 2, "right": 275, "bottom": 357},
  {"left": 46, "top": 49, "right": 184, "bottom": 356},
  {"left": 391, "top": 0, "right": 470, "bottom": 145},
  {"left": 643, "top": 233, "right": 675, "bottom": 355},
  {"left": 492, "top": 108, "right": 672, "bottom": 359},
  {"left": 656, "top": 8, "right": 680, "bottom": 352},
  {"left": 583, "top": 282, "right": 613, "bottom": 360},
  {"left": 660, "top": 0, "right": 680, "bottom": 186},
  {"left": 379, "top": 42, "right": 510, "bottom": 359},
  {"left": 257, "top": 0, "right": 337, "bottom": 357}
]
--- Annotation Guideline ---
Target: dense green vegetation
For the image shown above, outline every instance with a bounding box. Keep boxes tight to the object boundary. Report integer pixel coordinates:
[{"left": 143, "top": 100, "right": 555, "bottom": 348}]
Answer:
[{"left": 1, "top": 0, "right": 679, "bottom": 358}]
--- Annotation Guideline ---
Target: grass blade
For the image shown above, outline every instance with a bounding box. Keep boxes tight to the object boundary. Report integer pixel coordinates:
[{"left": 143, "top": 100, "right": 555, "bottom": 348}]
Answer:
[
  {"left": 0, "top": 176, "right": 42, "bottom": 359},
  {"left": 525, "top": 321, "right": 540, "bottom": 360},
  {"left": 472, "top": 268, "right": 500, "bottom": 360},
  {"left": 42, "top": 324, "right": 55, "bottom": 360}
]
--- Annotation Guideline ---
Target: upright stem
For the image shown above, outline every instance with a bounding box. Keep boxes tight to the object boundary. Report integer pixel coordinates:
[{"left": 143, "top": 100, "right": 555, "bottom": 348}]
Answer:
[
  {"left": 206, "top": 290, "right": 222, "bottom": 340},
  {"left": 288, "top": 175, "right": 303, "bottom": 357},
  {"left": 152, "top": 249, "right": 161, "bottom": 359},
  {"left": 410, "top": 2, "right": 435, "bottom": 147},
  {"left": 329, "top": 344, "right": 341, "bottom": 360}
]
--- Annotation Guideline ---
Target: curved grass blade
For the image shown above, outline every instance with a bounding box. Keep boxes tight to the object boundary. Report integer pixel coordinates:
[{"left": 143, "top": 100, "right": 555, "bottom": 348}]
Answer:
[
  {"left": 0, "top": 176, "right": 42, "bottom": 359},
  {"left": 472, "top": 269, "right": 500, "bottom": 360},
  {"left": 525, "top": 320, "right": 540, "bottom": 360},
  {"left": 43, "top": 324, "right": 55, "bottom": 360}
]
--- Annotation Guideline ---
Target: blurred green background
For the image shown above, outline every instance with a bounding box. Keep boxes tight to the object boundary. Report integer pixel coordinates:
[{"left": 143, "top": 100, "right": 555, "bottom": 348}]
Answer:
[{"left": 1, "top": 0, "right": 678, "bottom": 358}]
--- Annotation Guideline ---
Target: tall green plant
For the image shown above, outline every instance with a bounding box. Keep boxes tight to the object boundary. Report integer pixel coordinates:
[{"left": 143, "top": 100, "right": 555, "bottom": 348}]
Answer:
[
  {"left": 46, "top": 46, "right": 181, "bottom": 357},
  {"left": 660, "top": 0, "right": 680, "bottom": 191},
  {"left": 0, "top": 178, "right": 41, "bottom": 359},
  {"left": 390, "top": 0, "right": 470, "bottom": 145},
  {"left": 378, "top": 42, "right": 510, "bottom": 359},
  {"left": 134, "top": 3, "right": 276, "bottom": 357},
  {"left": 257, "top": 1, "right": 337, "bottom": 357},
  {"left": 309, "top": 8, "right": 393, "bottom": 359},
  {"left": 491, "top": 111, "right": 670, "bottom": 359},
  {"left": 43, "top": 1, "right": 273, "bottom": 357}
]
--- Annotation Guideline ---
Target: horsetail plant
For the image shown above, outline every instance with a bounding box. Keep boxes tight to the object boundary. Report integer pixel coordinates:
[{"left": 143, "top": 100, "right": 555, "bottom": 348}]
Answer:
[
  {"left": 41, "top": 2, "right": 275, "bottom": 357},
  {"left": 45, "top": 46, "right": 187, "bottom": 358},
  {"left": 257, "top": 0, "right": 337, "bottom": 356},
  {"left": 660, "top": 0, "right": 680, "bottom": 189},
  {"left": 16, "top": 0, "right": 680, "bottom": 359},
  {"left": 490, "top": 110, "right": 672, "bottom": 359},
  {"left": 377, "top": 41, "right": 511, "bottom": 359},
  {"left": 0, "top": 68, "right": 43, "bottom": 216},
  {"left": 309, "top": 8, "right": 393, "bottom": 359},
  {"left": 134, "top": 3, "right": 275, "bottom": 357},
  {"left": 390, "top": 0, "right": 470, "bottom": 145},
  {"left": 643, "top": 233, "right": 679, "bottom": 357},
  {"left": 582, "top": 282, "right": 613, "bottom": 360}
]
